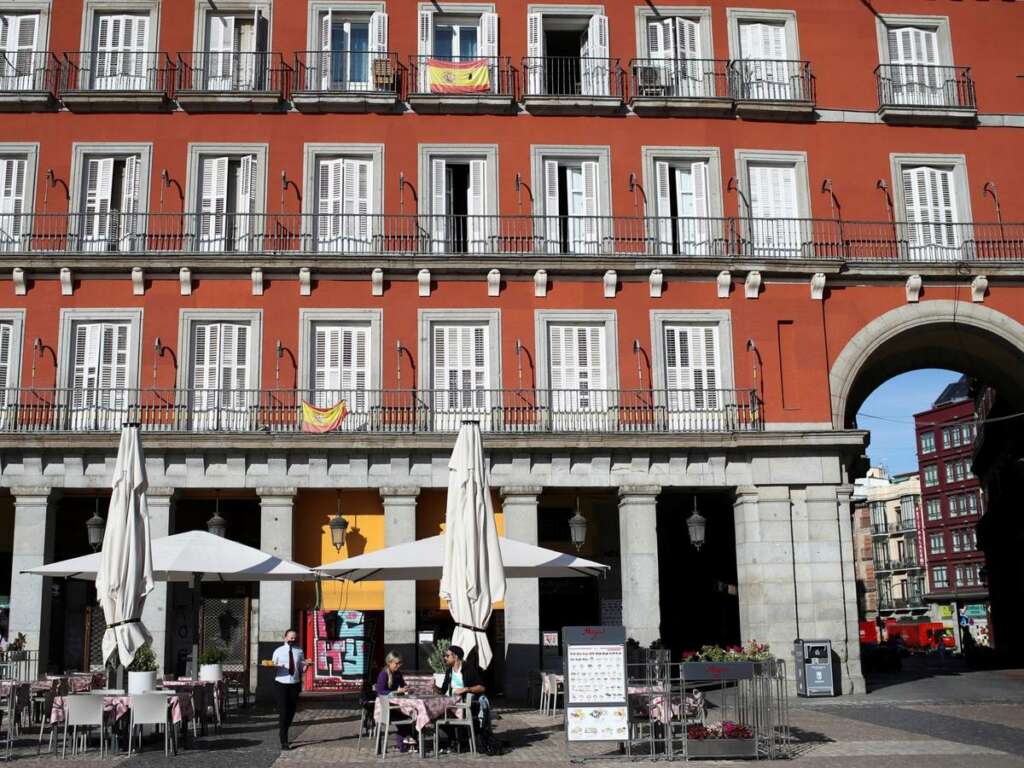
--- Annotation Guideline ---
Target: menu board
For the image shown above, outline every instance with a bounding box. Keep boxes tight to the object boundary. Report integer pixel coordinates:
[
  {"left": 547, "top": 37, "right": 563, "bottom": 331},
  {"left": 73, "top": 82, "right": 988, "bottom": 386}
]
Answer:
[{"left": 563, "top": 626, "right": 627, "bottom": 744}]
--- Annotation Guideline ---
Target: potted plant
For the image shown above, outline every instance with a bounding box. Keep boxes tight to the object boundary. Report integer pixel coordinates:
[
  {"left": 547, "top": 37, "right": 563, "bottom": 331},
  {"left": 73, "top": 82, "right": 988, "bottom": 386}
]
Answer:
[
  {"left": 680, "top": 640, "right": 774, "bottom": 682},
  {"left": 5, "top": 633, "right": 27, "bottom": 661},
  {"left": 685, "top": 721, "right": 758, "bottom": 758},
  {"left": 127, "top": 644, "right": 159, "bottom": 694},
  {"left": 199, "top": 647, "right": 226, "bottom": 683},
  {"left": 427, "top": 638, "right": 450, "bottom": 689}
]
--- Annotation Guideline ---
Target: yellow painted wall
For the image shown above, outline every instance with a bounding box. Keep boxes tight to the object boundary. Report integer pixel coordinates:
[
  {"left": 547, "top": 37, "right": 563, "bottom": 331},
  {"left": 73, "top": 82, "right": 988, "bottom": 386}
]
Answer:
[{"left": 293, "top": 489, "right": 505, "bottom": 613}]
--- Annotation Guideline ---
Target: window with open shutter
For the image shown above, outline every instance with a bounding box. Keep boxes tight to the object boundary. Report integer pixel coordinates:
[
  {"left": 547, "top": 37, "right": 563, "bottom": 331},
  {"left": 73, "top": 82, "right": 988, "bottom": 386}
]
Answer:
[
  {"left": 312, "top": 324, "right": 370, "bottom": 415},
  {"left": 549, "top": 324, "right": 607, "bottom": 415},
  {"left": 887, "top": 26, "right": 942, "bottom": 105},
  {"left": 0, "top": 156, "right": 26, "bottom": 250},
  {"left": 206, "top": 15, "right": 236, "bottom": 90},
  {"left": 581, "top": 14, "right": 609, "bottom": 96},
  {"left": 83, "top": 157, "right": 114, "bottom": 251},
  {"left": 748, "top": 162, "right": 799, "bottom": 256},
  {"left": 526, "top": 12, "right": 544, "bottom": 94},
  {"left": 901, "top": 165, "right": 958, "bottom": 259},
  {"left": 654, "top": 160, "right": 710, "bottom": 255},
  {"left": 70, "top": 321, "right": 131, "bottom": 429},
  {"left": 199, "top": 156, "right": 229, "bottom": 252},
  {"left": 342, "top": 158, "right": 372, "bottom": 251},
  {"left": 738, "top": 20, "right": 789, "bottom": 99},
  {"left": 0, "top": 14, "right": 39, "bottom": 90}
]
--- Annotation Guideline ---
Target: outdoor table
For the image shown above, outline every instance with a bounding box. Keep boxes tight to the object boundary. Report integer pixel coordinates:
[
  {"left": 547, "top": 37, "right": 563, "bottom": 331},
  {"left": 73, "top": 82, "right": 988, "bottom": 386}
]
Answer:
[
  {"left": 373, "top": 694, "right": 459, "bottom": 732},
  {"left": 51, "top": 691, "right": 195, "bottom": 753},
  {"left": 163, "top": 679, "right": 224, "bottom": 734}
]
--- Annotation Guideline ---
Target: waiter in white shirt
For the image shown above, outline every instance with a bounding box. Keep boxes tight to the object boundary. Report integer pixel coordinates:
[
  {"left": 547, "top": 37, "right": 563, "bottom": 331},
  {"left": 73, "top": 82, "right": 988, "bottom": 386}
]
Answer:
[{"left": 272, "top": 628, "right": 310, "bottom": 750}]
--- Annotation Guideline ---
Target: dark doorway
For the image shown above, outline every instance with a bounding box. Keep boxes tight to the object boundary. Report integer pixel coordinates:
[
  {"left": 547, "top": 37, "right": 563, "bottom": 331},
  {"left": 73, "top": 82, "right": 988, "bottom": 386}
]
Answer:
[
  {"left": 544, "top": 29, "right": 582, "bottom": 94},
  {"left": 656, "top": 492, "right": 740, "bottom": 658}
]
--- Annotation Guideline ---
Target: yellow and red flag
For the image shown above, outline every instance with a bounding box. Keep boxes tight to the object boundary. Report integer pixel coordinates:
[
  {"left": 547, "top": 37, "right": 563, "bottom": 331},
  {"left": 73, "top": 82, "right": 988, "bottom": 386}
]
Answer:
[
  {"left": 426, "top": 58, "right": 491, "bottom": 94},
  {"left": 301, "top": 399, "right": 348, "bottom": 433}
]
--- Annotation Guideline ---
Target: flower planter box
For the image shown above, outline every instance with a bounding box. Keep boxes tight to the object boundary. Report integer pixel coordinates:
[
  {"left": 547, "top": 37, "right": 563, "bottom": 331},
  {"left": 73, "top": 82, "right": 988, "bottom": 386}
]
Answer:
[
  {"left": 680, "top": 661, "right": 756, "bottom": 681},
  {"left": 686, "top": 738, "right": 758, "bottom": 759}
]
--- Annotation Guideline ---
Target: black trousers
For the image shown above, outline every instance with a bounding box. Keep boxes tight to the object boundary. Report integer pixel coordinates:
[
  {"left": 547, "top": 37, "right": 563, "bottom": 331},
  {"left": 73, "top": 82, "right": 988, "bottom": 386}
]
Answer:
[{"left": 273, "top": 681, "right": 301, "bottom": 746}]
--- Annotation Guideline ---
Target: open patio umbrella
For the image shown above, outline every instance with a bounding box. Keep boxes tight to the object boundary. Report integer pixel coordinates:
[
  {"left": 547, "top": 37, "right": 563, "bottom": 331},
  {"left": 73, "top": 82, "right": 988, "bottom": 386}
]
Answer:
[
  {"left": 439, "top": 421, "right": 505, "bottom": 669},
  {"left": 96, "top": 424, "right": 154, "bottom": 669},
  {"left": 316, "top": 534, "right": 609, "bottom": 581}
]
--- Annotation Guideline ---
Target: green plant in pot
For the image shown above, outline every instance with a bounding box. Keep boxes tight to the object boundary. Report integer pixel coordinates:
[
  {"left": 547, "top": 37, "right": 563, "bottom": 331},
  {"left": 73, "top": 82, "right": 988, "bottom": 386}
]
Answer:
[
  {"left": 427, "top": 638, "right": 450, "bottom": 688},
  {"left": 6, "top": 632, "right": 27, "bottom": 659},
  {"left": 199, "top": 646, "right": 227, "bottom": 683},
  {"left": 127, "top": 644, "right": 159, "bottom": 694}
]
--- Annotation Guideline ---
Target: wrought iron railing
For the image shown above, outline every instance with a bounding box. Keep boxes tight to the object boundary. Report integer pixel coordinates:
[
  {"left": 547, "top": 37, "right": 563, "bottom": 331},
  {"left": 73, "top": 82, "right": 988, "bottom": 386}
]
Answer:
[
  {"left": 629, "top": 58, "right": 728, "bottom": 100},
  {"left": 522, "top": 56, "right": 623, "bottom": 98},
  {"left": 62, "top": 51, "right": 174, "bottom": 93},
  {"left": 727, "top": 59, "right": 814, "bottom": 102},
  {"left": 0, "top": 387, "right": 762, "bottom": 434},
  {"left": 1, "top": 213, "right": 1022, "bottom": 262},
  {"left": 0, "top": 649, "right": 39, "bottom": 681},
  {"left": 176, "top": 51, "right": 287, "bottom": 95},
  {"left": 409, "top": 55, "right": 514, "bottom": 96},
  {"left": 294, "top": 50, "right": 400, "bottom": 93},
  {"left": 0, "top": 50, "right": 60, "bottom": 93},
  {"left": 875, "top": 64, "right": 975, "bottom": 110}
]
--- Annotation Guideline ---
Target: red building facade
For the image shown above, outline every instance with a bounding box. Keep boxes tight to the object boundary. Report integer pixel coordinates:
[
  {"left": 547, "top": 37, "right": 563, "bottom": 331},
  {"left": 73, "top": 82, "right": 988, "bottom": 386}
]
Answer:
[{"left": 1, "top": 0, "right": 1022, "bottom": 694}]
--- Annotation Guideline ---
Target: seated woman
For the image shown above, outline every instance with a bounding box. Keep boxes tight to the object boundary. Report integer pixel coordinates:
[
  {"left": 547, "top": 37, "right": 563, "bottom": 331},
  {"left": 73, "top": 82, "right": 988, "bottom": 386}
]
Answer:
[
  {"left": 435, "top": 645, "right": 490, "bottom": 751},
  {"left": 374, "top": 651, "right": 416, "bottom": 752}
]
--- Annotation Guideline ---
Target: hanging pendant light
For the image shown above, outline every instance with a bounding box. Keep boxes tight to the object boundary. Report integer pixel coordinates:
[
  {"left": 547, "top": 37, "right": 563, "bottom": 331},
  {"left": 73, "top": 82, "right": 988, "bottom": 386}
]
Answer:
[
  {"left": 207, "top": 493, "right": 227, "bottom": 538},
  {"left": 329, "top": 490, "right": 349, "bottom": 552},
  {"left": 687, "top": 496, "right": 706, "bottom": 551},
  {"left": 86, "top": 497, "right": 106, "bottom": 552},
  {"left": 568, "top": 496, "right": 588, "bottom": 553}
]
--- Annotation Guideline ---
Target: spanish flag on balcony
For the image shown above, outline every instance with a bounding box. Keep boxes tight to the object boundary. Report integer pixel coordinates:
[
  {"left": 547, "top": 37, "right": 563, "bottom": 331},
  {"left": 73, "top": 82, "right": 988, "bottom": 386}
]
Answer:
[
  {"left": 301, "top": 399, "right": 348, "bottom": 433},
  {"left": 427, "top": 58, "right": 491, "bottom": 94}
]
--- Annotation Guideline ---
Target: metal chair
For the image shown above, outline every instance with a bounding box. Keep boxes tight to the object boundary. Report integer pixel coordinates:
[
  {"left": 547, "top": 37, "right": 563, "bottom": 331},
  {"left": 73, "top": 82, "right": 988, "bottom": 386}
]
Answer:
[
  {"left": 35, "top": 686, "right": 59, "bottom": 755},
  {"left": 372, "top": 695, "right": 417, "bottom": 758},
  {"left": 128, "top": 693, "right": 176, "bottom": 756},
  {"left": 541, "top": 673, "right": 563, "bottom": 716},
  {"left": 355, "top": 692, "right": 376, "bottom": 752},
  {"left": 0, "top": 687, "right": 15, "bottom": 761},
  {"left": 433, "top": 693, "right": 476, "bottom": 757},
  {"left": 61, "top": 695, "right": 110, "bottom": 758}
]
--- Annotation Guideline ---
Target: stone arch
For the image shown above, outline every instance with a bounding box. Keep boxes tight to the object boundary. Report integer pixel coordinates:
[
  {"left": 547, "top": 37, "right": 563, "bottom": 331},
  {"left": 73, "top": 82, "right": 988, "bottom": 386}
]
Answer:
[{"left": 830, "top": 301, "right": 1024, "bottom": 428}]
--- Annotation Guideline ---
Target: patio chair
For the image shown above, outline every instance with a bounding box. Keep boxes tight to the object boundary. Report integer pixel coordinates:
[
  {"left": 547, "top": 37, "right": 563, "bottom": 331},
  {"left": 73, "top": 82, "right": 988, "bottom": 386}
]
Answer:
[
  {"left": 541, "top": 673, "right": 563, "bottom": 716},
  {"left": 128, "top": 693, "right": 176, "bottom": 756},
  {"left": 0, "top": 687, "right": 14, "bottom": 761},
  {"left": 373, "top": 695, "right": 417, "bottom": 758},
  {"left": 61, "top": 694, "right": 111, "bottom": 758},
  {"left": 35, "top": 686, "right": 58, "bottom": 755},
  {"left": 433, "top": 693, "right": 476, "bottom": 757},
  {"left": 355, "top": 691, "right": 376, "bottom": 752}
]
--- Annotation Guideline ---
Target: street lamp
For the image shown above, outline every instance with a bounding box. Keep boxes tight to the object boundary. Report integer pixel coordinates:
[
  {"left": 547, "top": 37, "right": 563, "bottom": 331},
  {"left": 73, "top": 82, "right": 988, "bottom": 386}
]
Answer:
[
  {"left": 329, "top": 491, "right": 349, "bottom": 552},
  {"left": 206, "top": 495, "right": 227, "bottom": 538},
  {"left": 86, "top": 498, "right": 105, "bottom": 552},
  {"left": 568, "top": 498, "right": 587, "bottom": 552},
  {"left": 686, "top": 496, "right": 706, "bottom": 551}
]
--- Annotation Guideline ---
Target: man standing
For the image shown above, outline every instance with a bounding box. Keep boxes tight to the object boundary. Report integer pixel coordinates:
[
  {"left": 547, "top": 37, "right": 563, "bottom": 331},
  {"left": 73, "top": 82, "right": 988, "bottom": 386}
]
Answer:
[{"left": 272, "top": 628, "right": 309, "bottom": 750}]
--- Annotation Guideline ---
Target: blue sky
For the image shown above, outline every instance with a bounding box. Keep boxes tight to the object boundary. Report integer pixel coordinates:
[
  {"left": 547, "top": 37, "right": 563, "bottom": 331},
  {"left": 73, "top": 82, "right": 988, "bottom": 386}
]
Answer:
[{"left": 857, "top": 369, "right": 962, "bottom": 475}]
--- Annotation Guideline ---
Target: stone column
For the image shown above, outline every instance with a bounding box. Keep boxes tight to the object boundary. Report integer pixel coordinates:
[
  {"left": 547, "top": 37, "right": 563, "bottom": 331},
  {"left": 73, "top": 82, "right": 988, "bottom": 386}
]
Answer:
[
  {"left": 142, "top": 487, "right": 175, "bottom": 674},
  {"left": 617, "top": 486, "right": 661, "bottom": 646},
  {"left": 9, "top": 486, "right": 55, "bottom": 673},
  {"left": 380, "top": 486, "right": 419, "bottom": 664},
  {"left": 501, "top": 486, "right": 542, "bottom": 703},
  {"left": 258, "top": 488, "right": 298, "bottom": 644}
]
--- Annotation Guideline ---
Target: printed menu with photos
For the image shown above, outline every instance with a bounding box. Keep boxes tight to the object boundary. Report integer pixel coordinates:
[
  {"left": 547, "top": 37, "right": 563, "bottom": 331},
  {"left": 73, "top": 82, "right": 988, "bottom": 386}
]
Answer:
[{"left": 566, "top": 644, "right": 626, "bottom": 704}]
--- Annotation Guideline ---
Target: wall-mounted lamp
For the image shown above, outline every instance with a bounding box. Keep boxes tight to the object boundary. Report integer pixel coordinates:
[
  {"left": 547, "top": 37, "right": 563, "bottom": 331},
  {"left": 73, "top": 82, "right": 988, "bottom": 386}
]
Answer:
[
  {"left": 983, "top": 182, "right": 1004, "bottom": 228},
  {"left": 152, "top": 336, "right": 168, "bottom": 386},
  {"left": 30, "top": 337, "right": 44, "bottom": 388},
  {"left": 398, "top": 172, "right": 417, "bottom": 214},
  {"left": 821, "top": 178, "right": 841, "bottom": 221},
  {"left": 395, "top": 339, "right": 404, "bottom": 385},
  {"left": 515, "top": 338, "right": 524, "bottom": 389},
  {"left": 514, "top": 172, "right": 534, "bottom": 213},
  {"left": 875, "top": 179, "right": 894, "bottom": 221},
  {"left": 628, "top": 172, "right": 647, "bottom": 215},
  {"left": 43, "top": 168, "right": 69, "bottom": 208},
  {"left": 632, "top": 339, "right": 644, "bottom": 387},
  {"left": 726, "top": 176, "right": 750, "bottom": 216}
]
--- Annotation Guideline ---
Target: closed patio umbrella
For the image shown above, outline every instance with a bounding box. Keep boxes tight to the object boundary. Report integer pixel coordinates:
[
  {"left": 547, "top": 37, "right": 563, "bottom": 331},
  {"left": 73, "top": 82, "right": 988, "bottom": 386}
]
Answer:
[
  {"left": 95, "top": 424, "right": 154, "bottom": 669},
  {"left": 440, "top": 421, "right": 505, "bottom": 669}
]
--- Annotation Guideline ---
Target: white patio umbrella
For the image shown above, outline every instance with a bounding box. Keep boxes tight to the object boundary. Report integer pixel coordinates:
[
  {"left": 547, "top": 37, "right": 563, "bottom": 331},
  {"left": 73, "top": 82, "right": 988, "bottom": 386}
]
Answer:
[
  {"left": 316, "top": 535, "right": 609, "bottom": 581},
  {"left": 95, "top": 424, "right": 154, "bottom": 669},
  {"left": 439, "top": 421, "right": 505, "bottom": 669}
]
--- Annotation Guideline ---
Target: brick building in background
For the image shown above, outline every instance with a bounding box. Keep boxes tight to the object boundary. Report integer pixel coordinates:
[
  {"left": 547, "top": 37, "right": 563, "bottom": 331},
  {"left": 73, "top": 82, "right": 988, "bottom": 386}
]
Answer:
[{"left": 915, "top": 377, "right": 991, "bottom": 649}]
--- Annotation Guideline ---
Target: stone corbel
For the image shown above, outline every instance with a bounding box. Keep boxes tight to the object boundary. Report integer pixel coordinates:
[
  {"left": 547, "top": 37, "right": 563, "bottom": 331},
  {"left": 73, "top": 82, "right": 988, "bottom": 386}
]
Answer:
[
  {"left": 299, "top": 267, "right": 311, "bottom": 296},
  {"left": 12, "top": 267, "right": 25, "bottom": 296},
  {"left": 905, "top": 274, "right": 922, "bottom": 303},
  {"left": 60, "top": 267, "right": 72, "bottom": 296},
  {"left": 534, "top": 269, "right": 547, "bottom": 297},
  {"left": 744, "top": 271, "right": 761, "bottom": 299},
  {"left": 487, "top": 269, "right": 500, "bottom": 297},
  {"left": 251, "top": 267, "right": 263, "bottom": 296},
  {"left": 603, "top": 270, "right": 617, "bottom": 298},
  {"left": 971, "top": 275, "right": 988, "bottom": 303},
  {"left": 649, "top": 269, "right": 663, "bottom": 298},
  {"left": 418, "top": 268, "right": 431, "bottom": 297},
  {"left": 810, "top": 272, "right": 826, "bottom": 300},
  {"left": 131, "top": 267, "right": 144, "bottom": 296},
  {"left": 716, "top": 270, "right": 731, "bottom": 298},
  {"left": 371, "top": 267, "right": 384, "bottom": 296},
  {"left": 179, "top": 267, "right": 192, "bottom": 296}
]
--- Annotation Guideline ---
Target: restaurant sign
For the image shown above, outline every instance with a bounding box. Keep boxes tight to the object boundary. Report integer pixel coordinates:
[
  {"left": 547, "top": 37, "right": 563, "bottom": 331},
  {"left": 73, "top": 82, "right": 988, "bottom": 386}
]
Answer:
[{"left": 563, "top": 626, "right": 628, "bottom": 744}]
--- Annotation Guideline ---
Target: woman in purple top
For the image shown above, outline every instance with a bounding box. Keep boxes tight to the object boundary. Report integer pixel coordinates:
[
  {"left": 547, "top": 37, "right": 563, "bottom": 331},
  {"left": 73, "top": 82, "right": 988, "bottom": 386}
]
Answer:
[{"left": 375, "top": 651, "right": 416, "bottom": 751}]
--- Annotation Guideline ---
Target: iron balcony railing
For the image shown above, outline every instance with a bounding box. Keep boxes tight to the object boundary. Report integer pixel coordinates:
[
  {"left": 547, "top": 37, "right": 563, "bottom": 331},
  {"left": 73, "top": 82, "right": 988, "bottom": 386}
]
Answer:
[
  {"left": 0, "top": 50, "right": 60, "bottom": 93},
  {"left": 875, "top": 64, "right": 975, "bottom": 110},
  {"left": 522, "top": 56, "right": 623, "bottom": 99},
  {"left": 629, "top": 58, "right": 729, "bottom": 100},
  {"left": 2, "top": 213, "right": 1023, "bottom": 262},
  {"left": 176, "top": 51, "right": 287, "bottom": 96},
  {"left": 409, "top": 55, "right": 514, "bottom": 97},
  {"left": 727, "top": 59, "right": 814, "bottom": 102},
  {"left": 0, "top": 387, "right": 762, "bottom": 434},
  {"left": 871, "top": 523, "right": 889, "bottom": 535},
  {"left": 889, "top": 558, "right": 921, "bottom": 571},
  {"left": 62, "top": 51, "right": 174, "bottom": 94},
  {"left": 874, "top": 559, "right": 892, "bottom": 571},
  {"left": 294, "top": 50, "right": 400, "bottom": 94}
]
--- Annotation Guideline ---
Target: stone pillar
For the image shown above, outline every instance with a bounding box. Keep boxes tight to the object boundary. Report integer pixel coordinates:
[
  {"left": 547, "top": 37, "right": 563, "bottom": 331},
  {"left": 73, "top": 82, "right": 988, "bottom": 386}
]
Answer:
[
  {"left": 617, "top": 486, "right": 661, "bottom": 645},
  {"left": 142, "top": 487, "right": 175, "bottom": 674},
  {"left": 9, "top": 486, "right": 55, "bottom": 673},
  {"left": 380, "top": 486, "right": 419, "bottom": 665},
  {"left": 257, "top": 488, "right": 296, "bottom": 702},
  {"left": 501, "top": 486, "right": 542, "bottom": 703}
]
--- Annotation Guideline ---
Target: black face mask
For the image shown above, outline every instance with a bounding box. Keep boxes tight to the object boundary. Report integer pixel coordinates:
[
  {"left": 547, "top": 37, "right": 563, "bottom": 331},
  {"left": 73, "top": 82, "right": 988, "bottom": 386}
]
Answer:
[{"left": 286, "top": 640, "right": 296, "bottom": 646}]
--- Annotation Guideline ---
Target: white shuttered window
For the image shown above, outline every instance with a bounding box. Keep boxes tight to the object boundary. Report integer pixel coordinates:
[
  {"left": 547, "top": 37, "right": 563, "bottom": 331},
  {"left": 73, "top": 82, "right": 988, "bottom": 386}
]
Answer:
[
  {"left": 93, "top": 14, "right": 149, "bottom": 90},
  {"left": 748, "top": 162, "right": 800, "bottom": 256},
  {"left": 70, "top": 321, "right": 131, "bottom": 429},
  {"left": 0, "top": 156, "right": 27, "bottom": 249},
  {"left": 0, "top": 322, "right": 13, "bottom": 414},
  {"left": 312, "top": 324, "right": 370, "bottom": 417},
  {"left": 663, "top": 325, "right": 720, "bottom": 413},
  {"left": 901, "top": 165, "right": 959, "bottom": 259},
  {"left": 549, "top": 324, "right": 607, "bottom": 412},
  {"left": 191, "top": 322, "right": 252, "bottom": 430},
  {"left": 887, "top": 26, "right": 942, "bottom": 105},
  {"left": 0, "top": 14, "right": 39, "bottom": 90}
]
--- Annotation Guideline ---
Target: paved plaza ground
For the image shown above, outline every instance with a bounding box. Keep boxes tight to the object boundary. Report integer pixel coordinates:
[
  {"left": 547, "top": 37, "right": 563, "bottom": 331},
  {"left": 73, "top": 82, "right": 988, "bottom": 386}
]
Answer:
[{"left": 9, "top": 657, "right": 1024, "bottom": 766}]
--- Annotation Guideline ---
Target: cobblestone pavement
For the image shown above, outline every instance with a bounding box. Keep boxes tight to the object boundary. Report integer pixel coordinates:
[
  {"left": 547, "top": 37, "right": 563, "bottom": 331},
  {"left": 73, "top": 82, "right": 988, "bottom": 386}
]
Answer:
[{"left": 5, "top": 665, "right": 1024, "bottom": 766}]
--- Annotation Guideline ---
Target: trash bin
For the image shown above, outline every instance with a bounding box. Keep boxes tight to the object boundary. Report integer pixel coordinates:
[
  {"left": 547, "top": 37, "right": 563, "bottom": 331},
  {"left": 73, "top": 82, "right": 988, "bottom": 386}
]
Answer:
[{"left": 793, "top": 639, "right": 835, "bottom": 697}]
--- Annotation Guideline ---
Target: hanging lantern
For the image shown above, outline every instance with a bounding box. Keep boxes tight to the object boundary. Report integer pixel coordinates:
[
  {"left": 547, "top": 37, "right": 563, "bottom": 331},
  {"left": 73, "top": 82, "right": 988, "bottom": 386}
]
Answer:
[
  {"left": 687, "top": 496, "right": 706, "bottom": 551},
  {"left": 86, "top": 498, "right": 105, "bottom": 552},
  {"left": 207, "top": 495, "right": 227, "bottom": 538},
  {"left": 568, "top": 497, "right": 587, "bottom": 552},
  {"left": 329, "top": 492, "right": 348, "bottom": 552}
]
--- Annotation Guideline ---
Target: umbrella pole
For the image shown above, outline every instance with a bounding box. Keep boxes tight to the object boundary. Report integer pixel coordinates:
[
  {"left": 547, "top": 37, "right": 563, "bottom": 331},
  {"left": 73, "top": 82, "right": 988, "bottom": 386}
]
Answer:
[{"left": 191, "top": 572, "right": 201, "bottom": 680}]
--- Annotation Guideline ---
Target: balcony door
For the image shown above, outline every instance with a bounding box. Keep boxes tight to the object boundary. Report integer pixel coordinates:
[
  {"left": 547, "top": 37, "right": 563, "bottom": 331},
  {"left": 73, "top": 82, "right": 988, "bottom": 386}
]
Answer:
[
  {"left": 548, "top": 324, "right": 609, "bottom": 431},
  {"left": 526, "top": 13, "right": 608, "bottom": 96},
  {"left": 431, "top": 324, "right": 491, "bottom": 430},
  {"left": 663, "top": 324, "right": 722, "bottom": 430},
  {"left": 0, "top": 322, "right": 13, "bottom": 427},
  {"left": 317, "top": 157, "right": 372, "bottom": 253},
  {"left": 92, "top": 14, "right": 149, "bottom": 90},
  {"left": 544, "top": 160, "right": 600, "bottom": 255},
  {"left": 311, "top": 324, "right": 371, "bottom": 430},
  {"left": 430, "top": 158, "right": 487, "bottom": 254},
  {"left": 0, "top": 14, "right": 39, "bottom": 91},
  {"left": 645, "top": 17, "right": 705, "bottom": 97},
  {"left": 887, "top": 26, "right": 943, "bottom": 106},
  {"left": 82, "top": 156, "right": 141, "bottom": 253},
  {"left": 737, "top": 21, "right": 792, "bottom": 100},
  {"left": 198, "top": 155, "right": 258, "bottom": 253},
  {"left": 190, "top": 322, "right": 253, "bottom": 431},
  {"left": 69, "top": 322, "right": 130, "bottom": 431},
  {"left": 206, "top": 12, "right": 266, "bottom": 91},
  {"left": 0, "top": 156, "right": 26, "bottom": 252},
  {"left": 654, "top": 160, "right": 709, "bottom": 255},
  {"left": 417, "top": 10, "right": 497, "bottom": 92},
  {"left": 901, "top": 165, "right": 959, "bottom": 261},
  {"left": 319, "top": 11, "right": 387, "bottom": 90},
  {"left": 747, "top": 162, "right": 800, "bottom": 257}
]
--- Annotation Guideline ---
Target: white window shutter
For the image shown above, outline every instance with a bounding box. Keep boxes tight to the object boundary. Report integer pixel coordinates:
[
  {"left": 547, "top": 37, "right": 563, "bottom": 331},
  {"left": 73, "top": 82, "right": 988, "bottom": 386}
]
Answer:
[
  {"left": 467, "top": 158, "right": 487, "bottom": 253},
  {"left": 903, "top": 166, "right": 957, "bottom": 253},
  {"left": 431, "top": 157, "right": 446, "bottom": 252},
  {"left": 313, "top": 325, "right": 341, "bottom": 400},
  {"left": 480, "top": 12, "right": 498, "bottom": 60},
  {"left": 118, "top": 154, "right": 139, "bottom": 251},
  {"left": 582, "top": 14, "right": 609, "bottom": 96},
  {"left": 319, "top": 10, "right": 333, "bottom": 89},
  {"left": 739, "top": 21, "right": 759, "bottom": 59},
  {"left": 687, "top": 160, "right": 710, "bottom": 248},
  {"left": 526, "top": 12, "right": 544, "bottom": 94},
  {"left": 654, "top": 160, "right": 673, "bottom": 254},
  {"left": 317, "top": 157, "right": 343, "bottom": 250},
  {"left": 128, "top": 16, "right": 149, "bottom": 85},
  {"left": 432, "top": 324, "right": 447, "bottom": 392},
  {"left": 370, "top": 11, "right": 388, "bottom": 54},
  {"left": 97, "top": 322, "right": 130, "bottom": 395},
  {"left": 677, "top": 18, "right": 699, "bottom": 58},
  {"left": 341, "top": 325, "right": 369, "bottom": 395},
  {"left": 192, "top": 322, "right": 219, "bottom": 395},
  {"left": 579, "top": 160, "right": 599, "bottom": 251},
  {"left": 342, "top": 157, "right": 371, "bottom": 250},
  {"left": 0, "top": 323, "right": 11, "bottom": 407},
  {"left": 72, "top": 323, "right": 101, "bottom": 396},
  {"left": 0, "top": 157, "right": 26, "bottom": 242},
  {"left": 236, "top": 154, "right": 258, "bottom": 251},
  {"left": 418, "top": 8, "right": 433, "bottom": 90},
  {"left": 222, "top": 322, "right": 250, "bottom": 391},
  {"left": 646, "top": 20, "right": 663, "bottom": 60},
  {"left": 207, "top": 15, "right": 235, "bottom": 90},
  {"left": 84, "top": 157, "right": 114, "bottom": 249},
  {"left": 543, "top": 159, "right": 560, "bottom": 252},
  {"left": 200, "top": 156, "right": 229, "bottom": 251},
  {"left": 549, "top": 325, "right": 566, "bottom": 391},
  {"left": 584, "top": 325, "right": 606, "bottom": 391}
]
